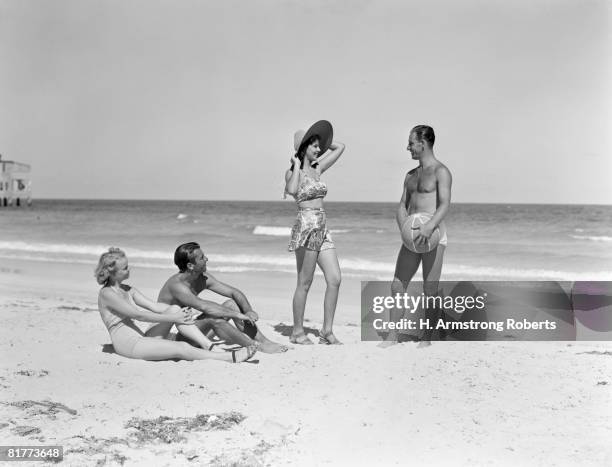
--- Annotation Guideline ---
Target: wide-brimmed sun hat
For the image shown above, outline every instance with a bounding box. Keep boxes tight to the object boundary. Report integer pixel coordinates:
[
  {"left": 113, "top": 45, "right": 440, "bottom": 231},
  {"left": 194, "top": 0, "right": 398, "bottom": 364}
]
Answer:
[{"left": 293, "top": 120, "right": 333, "bottom": 154}]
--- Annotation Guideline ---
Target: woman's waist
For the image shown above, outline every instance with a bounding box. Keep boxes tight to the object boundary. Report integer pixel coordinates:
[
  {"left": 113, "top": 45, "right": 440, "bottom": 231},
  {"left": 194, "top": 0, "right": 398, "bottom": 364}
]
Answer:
[
  {"left": 294, "top": 205, "right": 327, "bottom": 221},
  {"left": 296, "top": 199, "right": 325, "bottom": 210},
  {"left": 297, "top": 206, "right": 325, "bottom": 212},
  {"left": 106, "top": 316, "right": 141, "bottom": 334}
]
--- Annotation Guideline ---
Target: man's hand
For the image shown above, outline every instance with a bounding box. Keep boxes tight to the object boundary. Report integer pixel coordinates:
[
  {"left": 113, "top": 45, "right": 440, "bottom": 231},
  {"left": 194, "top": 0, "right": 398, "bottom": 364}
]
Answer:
[
  {"left": 414, "top": 223, "right": 435, "bottom": 246},
  {"left": 171, "top": 308, "right": 197, "bottom": 325},
  {"left": 236, "top": 312, "right": 257, "bottom": 325},
  {"left": 245, "top": 310, "right": 259, "bottom": 322}
]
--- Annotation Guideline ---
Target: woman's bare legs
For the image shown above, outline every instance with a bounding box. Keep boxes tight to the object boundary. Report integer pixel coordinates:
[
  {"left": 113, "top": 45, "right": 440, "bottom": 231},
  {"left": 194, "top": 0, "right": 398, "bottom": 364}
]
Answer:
[
  {"left": 316, "top": 248, "right": 342, "bottom": 343},
  {"left": 175, "top": 324, "right": 215, "bottom": 349},
  {"left": 130, "top": 338, "right": 255, "bottom": 362},
  {"left": 291, "top": 247, "right": 319, "bottom": 344},
  {"left": 145, "top": 319, "right": 215, "bottom": 350},
  {"left": 144, "top": 322, "right": 173, "bottom": 338}
]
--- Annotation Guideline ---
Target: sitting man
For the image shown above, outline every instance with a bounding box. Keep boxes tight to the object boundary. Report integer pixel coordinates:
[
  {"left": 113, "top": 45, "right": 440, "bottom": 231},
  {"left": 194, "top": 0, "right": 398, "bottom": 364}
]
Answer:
[{"left": 157, "top": 241, "right": 288, "bottom": 354}]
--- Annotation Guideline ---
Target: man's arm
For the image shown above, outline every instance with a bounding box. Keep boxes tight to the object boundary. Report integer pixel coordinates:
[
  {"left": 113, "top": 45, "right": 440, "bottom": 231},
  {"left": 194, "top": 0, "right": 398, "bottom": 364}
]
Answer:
[
  {"left": 206, "top": 273, "right": 258, "bottom": 321},
  {"left": 416, "top": 165, "right": 452, "bottom": 244},
  {"left": 168, "top": 279, "right": 254, "bottom": 321},
  {"left": 396, "top": 171, "right": 411, "bottom": 228},
  {"left": 429, "top": 165, "right": 452, "bottom": 228}
]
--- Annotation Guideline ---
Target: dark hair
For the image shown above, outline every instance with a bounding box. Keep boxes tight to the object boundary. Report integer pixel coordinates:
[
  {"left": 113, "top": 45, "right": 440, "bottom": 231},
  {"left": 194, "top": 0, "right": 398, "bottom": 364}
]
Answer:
[
  {"left": 411, "top": 125, "right": 435, "bottom": 147},
  {"left": 174, "top": 242, "right": 200, "bottom": 272},
  {"left": 290, "top": 135, "right": 320, "bottom": 171}
]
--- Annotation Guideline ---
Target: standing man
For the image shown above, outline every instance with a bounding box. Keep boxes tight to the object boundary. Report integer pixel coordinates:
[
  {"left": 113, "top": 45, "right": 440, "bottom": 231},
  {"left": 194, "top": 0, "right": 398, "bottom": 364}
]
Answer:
[
  {"left": 155, "top": 242, "right": 288, "bottom": 353},
  {"left": 381, "top": 125, "right": 452, "bottom": 348}
]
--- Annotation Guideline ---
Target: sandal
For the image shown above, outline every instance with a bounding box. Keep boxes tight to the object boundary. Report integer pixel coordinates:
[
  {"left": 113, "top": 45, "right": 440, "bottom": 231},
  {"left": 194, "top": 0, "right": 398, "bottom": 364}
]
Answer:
[
  {"left": 319, "top": 331, "right": 343, "bottom": 345},
  {"left": 207, "top": 340, "right": 227, "bottom": 351},
  {"left": 289, "top": 333, "right": 314, "bottom": 345},
  {"left": 229, "top": 345, "right": 258, "bottom": 363}
]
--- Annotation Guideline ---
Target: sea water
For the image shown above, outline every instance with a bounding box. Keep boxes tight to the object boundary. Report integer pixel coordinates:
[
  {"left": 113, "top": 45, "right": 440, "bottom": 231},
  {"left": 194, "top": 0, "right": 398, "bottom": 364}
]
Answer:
[{"left": 1, "top": 200, "right": 611, "bottom": 281}]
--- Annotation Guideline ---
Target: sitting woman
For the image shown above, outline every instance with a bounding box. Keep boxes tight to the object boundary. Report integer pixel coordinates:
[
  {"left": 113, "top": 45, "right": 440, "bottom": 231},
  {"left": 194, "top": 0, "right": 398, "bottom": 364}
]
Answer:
[{"left": 95, "top": 247, "right": 256, "bottom": 362}]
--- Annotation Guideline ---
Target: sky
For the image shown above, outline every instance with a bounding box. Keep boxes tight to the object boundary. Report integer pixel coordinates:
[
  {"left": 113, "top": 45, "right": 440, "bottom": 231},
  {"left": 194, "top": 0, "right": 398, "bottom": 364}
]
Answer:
[{"left": 1, "top": 0, "right": 610, "bottom": 204}]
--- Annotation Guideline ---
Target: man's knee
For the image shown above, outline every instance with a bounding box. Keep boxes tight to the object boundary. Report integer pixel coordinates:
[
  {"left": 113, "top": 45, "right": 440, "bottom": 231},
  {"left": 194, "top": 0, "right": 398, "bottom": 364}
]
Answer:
[
  {"left": 222, "top": 299, "right": 239, "bottom": 311},
  {"left": 423, "top": 281, "right": 440, "bottom": 297},
  {"left": 391, "top": 278, "right": 406, "bottom": 296}
]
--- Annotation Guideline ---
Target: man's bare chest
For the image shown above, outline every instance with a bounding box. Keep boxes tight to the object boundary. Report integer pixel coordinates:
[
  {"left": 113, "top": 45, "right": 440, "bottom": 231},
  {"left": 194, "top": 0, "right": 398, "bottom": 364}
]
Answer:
[{"left": 406, "top": 169, "right": 437, "bottom": 194}]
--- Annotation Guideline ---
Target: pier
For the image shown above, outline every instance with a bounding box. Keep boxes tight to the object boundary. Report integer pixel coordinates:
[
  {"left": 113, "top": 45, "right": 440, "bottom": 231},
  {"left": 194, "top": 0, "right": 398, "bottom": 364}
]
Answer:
[{"left": 0, "top": 155, "right": 32, "bottom": 207}]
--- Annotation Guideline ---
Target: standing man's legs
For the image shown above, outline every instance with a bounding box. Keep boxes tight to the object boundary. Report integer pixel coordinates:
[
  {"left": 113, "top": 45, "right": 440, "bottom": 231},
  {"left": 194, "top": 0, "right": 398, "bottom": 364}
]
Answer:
[
  {"left": 418, "top": 244, "right": 446, "bottom": 347},
  {"left": 379, "top": 245, "right": 421, "bottom": 347}
]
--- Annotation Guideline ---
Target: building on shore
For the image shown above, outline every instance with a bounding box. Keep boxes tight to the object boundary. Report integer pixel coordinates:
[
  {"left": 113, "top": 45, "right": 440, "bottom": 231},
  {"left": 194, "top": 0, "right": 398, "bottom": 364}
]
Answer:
[{"left": 0, "top": 154, "right": 32, "bottom": 207}]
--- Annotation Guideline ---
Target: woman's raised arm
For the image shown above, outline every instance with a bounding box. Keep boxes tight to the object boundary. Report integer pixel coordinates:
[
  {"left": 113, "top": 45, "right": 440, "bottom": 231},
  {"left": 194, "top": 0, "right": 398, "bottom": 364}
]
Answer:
[
  {"left": 284, "top": 155, "right": 301, "bottom": 196},
  {"left": 317, "top": 141, "right": 345, "bottom": 173}
]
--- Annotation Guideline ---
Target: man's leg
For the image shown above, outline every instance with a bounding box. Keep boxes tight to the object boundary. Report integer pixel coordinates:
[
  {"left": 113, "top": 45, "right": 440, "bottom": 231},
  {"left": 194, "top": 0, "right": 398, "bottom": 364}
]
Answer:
[
  {"left": 223, "top": 300, "right": 289, "bottom": 353},
  {"left": 191, "top": 316, "right": 256, "bottom": 348},
  {"left": 379, "top": 245, "right": 421, "bottom": 347},
  {"left": 418, "top": 244, "right": 446, "bottom": 347}
]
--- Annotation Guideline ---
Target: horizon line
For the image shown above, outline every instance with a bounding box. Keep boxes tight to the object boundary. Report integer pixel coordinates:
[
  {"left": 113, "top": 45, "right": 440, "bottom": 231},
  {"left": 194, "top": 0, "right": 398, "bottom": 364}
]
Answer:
[{"left": 22, "top": 197, "right": 612, "bottom": 207}]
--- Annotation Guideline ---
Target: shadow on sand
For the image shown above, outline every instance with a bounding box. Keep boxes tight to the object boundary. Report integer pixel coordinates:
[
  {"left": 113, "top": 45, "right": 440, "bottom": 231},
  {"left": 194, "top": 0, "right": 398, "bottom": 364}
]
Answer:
[{"left": 273, "top": 323, "right": 320, "bottom": 338}]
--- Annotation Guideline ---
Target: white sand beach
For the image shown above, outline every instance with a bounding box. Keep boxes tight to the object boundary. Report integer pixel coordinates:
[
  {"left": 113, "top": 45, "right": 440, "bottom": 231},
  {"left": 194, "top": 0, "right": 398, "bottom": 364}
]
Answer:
[{"left": 1, "top": 258, "right": 611, "bottom": 466}]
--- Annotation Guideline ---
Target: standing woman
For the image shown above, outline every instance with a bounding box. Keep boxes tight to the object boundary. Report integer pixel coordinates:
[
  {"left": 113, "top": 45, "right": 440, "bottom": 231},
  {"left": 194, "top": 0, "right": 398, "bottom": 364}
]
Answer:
[{"left": 284, "top": 120, "right": 346, "bottom": 345}]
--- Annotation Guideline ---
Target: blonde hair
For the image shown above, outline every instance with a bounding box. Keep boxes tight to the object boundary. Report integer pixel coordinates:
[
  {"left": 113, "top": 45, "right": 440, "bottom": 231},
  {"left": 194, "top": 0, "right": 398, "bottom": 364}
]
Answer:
[{"left": 94, "top": 247, "right": 126, "bottom": 285}]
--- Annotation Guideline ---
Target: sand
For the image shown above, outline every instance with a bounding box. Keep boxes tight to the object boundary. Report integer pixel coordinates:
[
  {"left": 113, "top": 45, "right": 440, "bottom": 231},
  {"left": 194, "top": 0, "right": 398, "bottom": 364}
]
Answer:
[{"left": 1, "top": 258, "right": 611, "bottom": 466}]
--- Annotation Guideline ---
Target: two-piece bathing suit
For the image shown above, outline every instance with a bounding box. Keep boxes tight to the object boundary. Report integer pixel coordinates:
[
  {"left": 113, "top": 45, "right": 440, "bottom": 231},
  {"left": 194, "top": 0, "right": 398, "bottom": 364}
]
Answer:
[{"left": 287, "top": 167, "right": 335, "bottom": 252}]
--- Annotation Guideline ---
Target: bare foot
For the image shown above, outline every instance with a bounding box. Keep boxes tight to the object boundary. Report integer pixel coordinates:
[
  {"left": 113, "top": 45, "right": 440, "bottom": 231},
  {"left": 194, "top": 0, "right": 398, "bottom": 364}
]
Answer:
[
  {"left": 417, "top": 341, "right": 432, "bottom": 349},
  {"left": 290, "top": 333, "right": 314, "bottom": 345},
  {"left": 319, "top": 331, "right": 342, "bottom": 345},
  {"left": 258, "top": 341, "right": 290, "bottom": 353},
  {"left": 377, "top": 340, "right": 398, "bottom": 348}
]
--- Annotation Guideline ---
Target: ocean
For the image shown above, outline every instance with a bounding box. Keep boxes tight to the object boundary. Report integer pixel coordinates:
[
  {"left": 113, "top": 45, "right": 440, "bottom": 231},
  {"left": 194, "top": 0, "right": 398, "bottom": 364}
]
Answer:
[{"left": 1, "top": 200, "right": 611, "bottom": 281}]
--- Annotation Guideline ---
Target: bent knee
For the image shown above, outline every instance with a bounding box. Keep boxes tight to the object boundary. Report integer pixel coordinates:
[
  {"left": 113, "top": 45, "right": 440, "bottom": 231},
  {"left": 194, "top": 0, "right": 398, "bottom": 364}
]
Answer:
[{"left": 222, "top": 299, "right": 239, "bottom": 311}]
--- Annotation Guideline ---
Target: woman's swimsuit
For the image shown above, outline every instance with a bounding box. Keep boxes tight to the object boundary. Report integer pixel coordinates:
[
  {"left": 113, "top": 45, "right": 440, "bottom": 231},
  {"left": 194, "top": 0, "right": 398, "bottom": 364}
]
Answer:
[
  {"left": 99, "top": 289, "right": 146, "bottom": 358},
  {"left": 288, "top": 168, "right": 335, "bottom": 252},
  {"left": 294, "top": 170, "right": 328, "bottom": 203}
]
